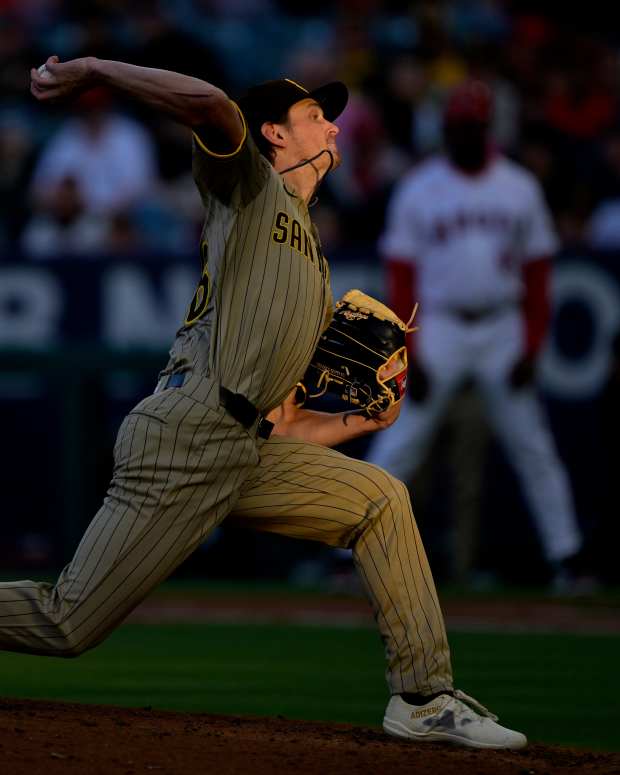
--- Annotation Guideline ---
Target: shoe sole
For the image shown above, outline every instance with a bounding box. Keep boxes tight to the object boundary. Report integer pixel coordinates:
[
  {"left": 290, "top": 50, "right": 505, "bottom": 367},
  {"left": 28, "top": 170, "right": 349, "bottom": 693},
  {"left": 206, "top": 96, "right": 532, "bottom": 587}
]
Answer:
[{"left": 383, "top": 718, "right": 527, "bottom": 750}]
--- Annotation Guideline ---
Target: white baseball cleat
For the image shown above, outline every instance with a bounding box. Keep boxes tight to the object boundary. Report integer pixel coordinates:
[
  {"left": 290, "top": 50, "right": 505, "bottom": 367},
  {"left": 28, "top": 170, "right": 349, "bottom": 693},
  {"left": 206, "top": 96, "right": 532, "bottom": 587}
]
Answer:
[{"left": 383, "top": 689, "right": 527, "bottom": 749}]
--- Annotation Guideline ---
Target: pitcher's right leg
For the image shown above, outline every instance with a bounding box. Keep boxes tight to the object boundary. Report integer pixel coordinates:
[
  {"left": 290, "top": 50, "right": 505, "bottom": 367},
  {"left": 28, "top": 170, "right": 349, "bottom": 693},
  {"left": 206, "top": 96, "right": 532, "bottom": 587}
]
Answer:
[{"left": 351, "top": 469, "right": 453, "bottom": 695}]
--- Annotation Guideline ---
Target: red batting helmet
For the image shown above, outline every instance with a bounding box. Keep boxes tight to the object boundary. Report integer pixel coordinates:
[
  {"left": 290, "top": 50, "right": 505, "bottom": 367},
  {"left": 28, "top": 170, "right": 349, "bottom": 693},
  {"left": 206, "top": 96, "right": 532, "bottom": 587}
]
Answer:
[{"left": 444, "top": 79, "right": 493, "bottom": 124}]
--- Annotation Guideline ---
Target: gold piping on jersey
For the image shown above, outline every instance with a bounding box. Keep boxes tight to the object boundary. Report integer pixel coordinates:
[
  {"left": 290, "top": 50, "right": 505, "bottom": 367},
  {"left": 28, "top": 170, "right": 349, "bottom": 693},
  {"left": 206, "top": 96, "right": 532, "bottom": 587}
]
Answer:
[
  {"left": 284, "top": 78, "right": 309, "bottom": 93},
  {"left": 184, "top": 239, "right": 212, "bottom": 326},
  {"left": 192, "top": 101, "right": 247, "bottom": 159}
]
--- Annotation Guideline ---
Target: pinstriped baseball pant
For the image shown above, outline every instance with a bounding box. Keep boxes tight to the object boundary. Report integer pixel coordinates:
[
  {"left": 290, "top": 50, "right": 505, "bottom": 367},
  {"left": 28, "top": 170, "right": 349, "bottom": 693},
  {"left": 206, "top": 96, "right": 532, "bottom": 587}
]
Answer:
[{"left": 0, "top": 391, "right": 453, "bottom": 696}]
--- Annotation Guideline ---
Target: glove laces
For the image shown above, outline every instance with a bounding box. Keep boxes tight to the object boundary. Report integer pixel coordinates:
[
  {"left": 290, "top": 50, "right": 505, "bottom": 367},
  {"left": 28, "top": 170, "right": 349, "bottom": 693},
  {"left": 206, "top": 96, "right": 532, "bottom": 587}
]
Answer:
[
  {"left": 453, "top": 689, "right": 499, "bottom": 721},
  {"left": 406, "top": 302, "right": 419, "bottom": 333}
]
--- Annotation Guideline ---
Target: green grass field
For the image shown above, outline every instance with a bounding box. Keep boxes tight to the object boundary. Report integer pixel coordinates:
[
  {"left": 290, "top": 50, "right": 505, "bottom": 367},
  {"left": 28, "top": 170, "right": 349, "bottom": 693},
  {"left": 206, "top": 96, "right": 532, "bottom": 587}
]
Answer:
[{"left": 0, "top": 620, "right": 618, "bottom": 752}]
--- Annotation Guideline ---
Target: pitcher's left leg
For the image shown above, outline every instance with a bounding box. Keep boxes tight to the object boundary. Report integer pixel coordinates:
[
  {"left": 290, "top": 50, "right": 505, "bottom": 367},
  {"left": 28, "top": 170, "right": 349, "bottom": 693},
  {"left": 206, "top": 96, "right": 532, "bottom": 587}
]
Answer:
[{"left": 231, "top": 435, "right": 453, "bottom": 696}]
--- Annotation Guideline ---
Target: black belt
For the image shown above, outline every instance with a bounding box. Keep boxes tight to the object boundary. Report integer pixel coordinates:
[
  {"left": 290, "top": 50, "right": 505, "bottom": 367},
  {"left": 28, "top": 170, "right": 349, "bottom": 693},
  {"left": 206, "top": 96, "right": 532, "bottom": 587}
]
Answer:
[
  {"left": 449, "top": 306, "right": 506, "bottom": 323},
  {"left": 154, "top": 374, "right": 273, "bottom": 440},
  {"left": 220, "top": 386, "right": 274, "bottom": 440}
]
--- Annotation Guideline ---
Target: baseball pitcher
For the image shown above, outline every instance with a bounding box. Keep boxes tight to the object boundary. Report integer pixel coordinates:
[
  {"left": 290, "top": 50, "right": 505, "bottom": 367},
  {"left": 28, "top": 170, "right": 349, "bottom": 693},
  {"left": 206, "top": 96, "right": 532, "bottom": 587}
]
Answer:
[{"left": 0, "top": 58, "right": 526, "bottom": 749}]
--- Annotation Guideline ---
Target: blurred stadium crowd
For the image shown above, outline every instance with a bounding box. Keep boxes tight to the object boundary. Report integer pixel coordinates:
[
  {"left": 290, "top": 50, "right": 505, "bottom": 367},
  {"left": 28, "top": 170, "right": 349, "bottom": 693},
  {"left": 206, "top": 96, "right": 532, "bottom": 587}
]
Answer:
[{"left": 2, "top": 0, "right": 620, "bottom": 259}]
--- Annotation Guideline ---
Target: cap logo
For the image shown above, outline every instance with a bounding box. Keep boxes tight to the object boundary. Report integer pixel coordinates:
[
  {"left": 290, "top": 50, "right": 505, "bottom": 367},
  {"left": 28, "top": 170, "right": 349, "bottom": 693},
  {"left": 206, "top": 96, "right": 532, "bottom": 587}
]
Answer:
[{"left": 284, "top": 78, "right": 309, "bottom": 93}]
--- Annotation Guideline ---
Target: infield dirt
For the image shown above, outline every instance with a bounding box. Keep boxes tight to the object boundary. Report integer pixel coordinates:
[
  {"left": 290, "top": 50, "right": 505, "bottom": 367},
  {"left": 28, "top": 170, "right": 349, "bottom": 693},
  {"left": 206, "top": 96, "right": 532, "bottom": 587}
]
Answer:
[{"left": 2, "top": 697, "right": 620, "bottom": 775}]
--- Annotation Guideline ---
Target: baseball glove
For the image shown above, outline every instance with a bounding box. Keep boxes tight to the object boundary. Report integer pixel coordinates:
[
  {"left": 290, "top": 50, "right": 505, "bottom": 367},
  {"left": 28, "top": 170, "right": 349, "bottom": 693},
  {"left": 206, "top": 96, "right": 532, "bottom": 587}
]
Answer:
[{"left": 298, "top": 289, "right": 418, "bottom": 415}]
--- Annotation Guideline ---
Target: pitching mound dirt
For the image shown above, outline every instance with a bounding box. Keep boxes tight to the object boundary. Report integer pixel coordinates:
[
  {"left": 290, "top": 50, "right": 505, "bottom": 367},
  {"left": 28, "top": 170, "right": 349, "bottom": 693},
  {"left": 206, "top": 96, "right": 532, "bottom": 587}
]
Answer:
[{"left": 1, "top": 698, "right": 618, "bottom": 775}]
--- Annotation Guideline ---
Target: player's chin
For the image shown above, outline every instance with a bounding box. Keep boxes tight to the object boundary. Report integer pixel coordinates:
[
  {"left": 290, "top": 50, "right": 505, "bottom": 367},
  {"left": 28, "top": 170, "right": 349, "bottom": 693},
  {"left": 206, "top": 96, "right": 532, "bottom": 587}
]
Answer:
[{"left": 328, "top": 147, "right": 342, "bottom": 168}]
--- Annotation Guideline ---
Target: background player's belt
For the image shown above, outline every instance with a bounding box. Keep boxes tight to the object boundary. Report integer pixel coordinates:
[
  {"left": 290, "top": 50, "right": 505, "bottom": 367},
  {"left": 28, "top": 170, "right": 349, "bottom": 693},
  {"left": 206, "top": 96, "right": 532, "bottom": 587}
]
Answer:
[
  {"left": 448, "top": 305, "right": 507, "bottom": 323},
  {"left": 220, "top": 386, "right": 274, "bottom": 440}
]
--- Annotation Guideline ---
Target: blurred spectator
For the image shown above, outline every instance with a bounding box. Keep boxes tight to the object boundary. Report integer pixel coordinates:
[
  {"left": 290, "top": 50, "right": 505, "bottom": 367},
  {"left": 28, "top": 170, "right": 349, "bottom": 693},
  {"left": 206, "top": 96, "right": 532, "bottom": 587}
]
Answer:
[
  {"left": 20, "top": 174, "right": 107, "bottom": 257},
  {"left": 587, "top": 199, "right": 620, "bottom": 251},
  {"left": 365, "top": 79, "right": 594, "bottom": 592},
  {"left": 327, "top": 89, "right": 408, "bottom": 243},
  {"left": 373, "top": 54, "right": 425, "bottom": 156},
  {"left": 534, "top": 35, "right": 618, "bottom": 244},
  {"left": 29, "top": 87, "right": 157, "bottom": 220},
  {"left": 504, "top": 11, "right": 556, "bottom": 121},
  {"left": 332, "top": 15, "right": 379, "bottom": 93},
  {"left": 542, "top": 39, "right": 617, "bottom": 145},
  {"left": 128, "top": 3, "right": 229, "bottom": 87},
  {"left": 285, "top": 37, "right": 408, "bottom": 247},
  {"left": 585, "top": 127, "right": 620, "bottom": 249},
  {"left": 518, "top": 122, "right": 574, "bottom": 215},
  {"left": 590, "top": 127, "right": 620, "bottom": 202},
  {"left": 517, "top": 121, "right": 590, "bottom": 247},
  {"left": 106, "top": 210, "right": 146, "bottom": 254},
  {"left": 0, "top": 110, "right": 38, "bottom": 248},
  {"left": 0, "top": 13, "right": 39, "bottom": 100}
]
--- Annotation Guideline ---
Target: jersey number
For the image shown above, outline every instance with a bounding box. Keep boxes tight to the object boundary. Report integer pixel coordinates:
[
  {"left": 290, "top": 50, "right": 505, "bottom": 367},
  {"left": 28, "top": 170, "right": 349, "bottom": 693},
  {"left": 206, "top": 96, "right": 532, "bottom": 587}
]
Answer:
[{"left": 185, "top": 240, "right": 212, "bottom": 326}]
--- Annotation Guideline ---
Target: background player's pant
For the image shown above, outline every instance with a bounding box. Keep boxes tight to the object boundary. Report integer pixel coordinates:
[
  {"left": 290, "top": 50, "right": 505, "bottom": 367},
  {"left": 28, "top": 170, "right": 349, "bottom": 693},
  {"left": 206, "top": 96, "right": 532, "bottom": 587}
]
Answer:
[
  {"left": 366, "top": 310, "right": 581, "bottom": 563},
  {"left": 232, "top": 435, "right": 453, "bottom": 696},
  {"left": 0, "top": 389, "right": 452, "bottom": 697}
]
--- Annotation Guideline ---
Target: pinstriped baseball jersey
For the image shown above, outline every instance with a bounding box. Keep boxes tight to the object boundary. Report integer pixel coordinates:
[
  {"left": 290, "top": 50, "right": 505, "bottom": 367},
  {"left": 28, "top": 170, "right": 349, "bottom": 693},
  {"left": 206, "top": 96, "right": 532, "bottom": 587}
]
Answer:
[{"left": 161, "top": 106, "right": 333, "bottom": 414}]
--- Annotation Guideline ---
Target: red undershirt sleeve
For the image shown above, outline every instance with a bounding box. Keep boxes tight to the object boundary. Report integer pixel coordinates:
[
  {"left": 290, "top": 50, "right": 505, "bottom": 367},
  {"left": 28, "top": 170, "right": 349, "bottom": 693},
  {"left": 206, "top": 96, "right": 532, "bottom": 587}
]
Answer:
[
  {"left": 386, "top": 258, "right": 418, "bottom": 357},
  {"left": 522, "top": 256, "right": 551, "bottom": 357}
]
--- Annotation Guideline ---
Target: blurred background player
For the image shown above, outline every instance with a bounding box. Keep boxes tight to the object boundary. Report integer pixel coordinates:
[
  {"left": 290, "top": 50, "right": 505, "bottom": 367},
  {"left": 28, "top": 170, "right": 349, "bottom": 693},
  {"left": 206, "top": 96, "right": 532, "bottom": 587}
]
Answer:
[{"left": 365, "top": 79, "right": 595, "bottom": 593}]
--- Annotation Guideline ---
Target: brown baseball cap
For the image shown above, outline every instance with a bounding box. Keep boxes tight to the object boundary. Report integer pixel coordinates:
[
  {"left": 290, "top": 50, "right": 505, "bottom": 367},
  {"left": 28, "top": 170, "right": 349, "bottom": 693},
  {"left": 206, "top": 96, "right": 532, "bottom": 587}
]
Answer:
[{"left": 238, "top": 78, "right": 349, "bottom": 139}]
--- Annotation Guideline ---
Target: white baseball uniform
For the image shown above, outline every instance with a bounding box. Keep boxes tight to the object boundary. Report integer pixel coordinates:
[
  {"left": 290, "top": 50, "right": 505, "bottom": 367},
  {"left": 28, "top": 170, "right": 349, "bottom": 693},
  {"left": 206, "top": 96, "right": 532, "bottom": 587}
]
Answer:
[{"left": 366, "top": 154, "right": 581, "bottom": 563}]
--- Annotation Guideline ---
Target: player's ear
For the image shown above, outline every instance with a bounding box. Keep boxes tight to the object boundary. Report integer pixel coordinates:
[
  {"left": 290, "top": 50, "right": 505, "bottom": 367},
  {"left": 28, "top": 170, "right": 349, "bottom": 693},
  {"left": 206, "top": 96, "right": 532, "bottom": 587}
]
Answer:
[{"left": 261, "top": 121, "right": 286, "bottom": 147}]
